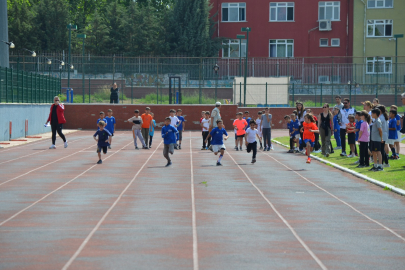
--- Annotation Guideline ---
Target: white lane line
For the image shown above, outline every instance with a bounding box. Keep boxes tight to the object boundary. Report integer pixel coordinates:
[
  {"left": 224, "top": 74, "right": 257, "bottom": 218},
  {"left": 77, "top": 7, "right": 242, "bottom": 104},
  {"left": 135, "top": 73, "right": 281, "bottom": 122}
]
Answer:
[
  {"left": 189, "top": 132, "right": 199, "bottom": 270},
  {"left": 0, "top": 140, "right": 134, "bottom": 227},
  {"left": 0, "top": 137, "right": 87, "bottom": 165},
  {"left": 0, "top": 134, "right": 127, "bottom": 187},
  {"left": 61, "top": 140, "right": 163, "bottom": 270},
  {"left": 227, "top": 152, "right": 328, "bottom": 270},
  {"left": 261, "top": 150, "right": 405, "bottom": 243}
]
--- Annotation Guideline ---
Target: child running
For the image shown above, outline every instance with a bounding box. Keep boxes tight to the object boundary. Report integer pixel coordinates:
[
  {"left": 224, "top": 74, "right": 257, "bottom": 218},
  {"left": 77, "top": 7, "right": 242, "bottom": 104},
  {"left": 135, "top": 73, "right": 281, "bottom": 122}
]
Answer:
[
  {"left": 97, "top": 111, "right": 107, "bottom": 130},
  {"left": 256, "top": 111, "right": 263, "bottom": 149},
  {"left": 93, "top": 121, "right": 112, "bottom": 164},
  {"left": 301, "top": 114, "right": 319, "bottom": 164},
  {"left": 201, "top": 111, "right": 211, "bottom": 150},
  {"left": 205, "top": 119, "right": 229, "bottom": 166},
  {"left": 149, "top": 113, "right": 156, "bottom": 148},
  {"left": 176, "top": 109, "right": 185, "bottom": 149},
  {"left": 161, "top": 117, "right": 178, "bottom": 167},
  {"left": 245, "top": 120, "right": 260, "bottom": 163},
  {"left": 105, "top": 109, "right": 116, "bottom": 149},
  {"left": 169, "top": 109, "right": 180, "bottom": 149},
  {"left": 233, "top": 112, "right": 248, "bottom": 151},
  {"left": 128, "top": 110, "right": 148, "bottom": 150}
]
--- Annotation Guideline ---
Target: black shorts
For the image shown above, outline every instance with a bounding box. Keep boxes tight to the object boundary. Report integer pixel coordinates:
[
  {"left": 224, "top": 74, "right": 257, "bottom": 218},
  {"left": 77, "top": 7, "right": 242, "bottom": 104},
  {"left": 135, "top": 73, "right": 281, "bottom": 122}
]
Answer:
[
  {"left": 236, "top": 135, "right": 245, "bottom": 138},
  {"left": 97, "top": 146, "right": 108, "bottom": 154},
  {"left": 371, "top": 141, "right": 381, "bottom": 152},
  {"left": 347, "top": 133, "right": 356, "bottom": 144}
]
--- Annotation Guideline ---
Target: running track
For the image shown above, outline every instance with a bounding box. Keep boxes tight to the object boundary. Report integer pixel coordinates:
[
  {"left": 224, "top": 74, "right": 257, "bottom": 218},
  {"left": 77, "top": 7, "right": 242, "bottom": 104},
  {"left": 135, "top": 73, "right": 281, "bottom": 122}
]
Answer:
[{"left": 0, "top": 131, "right": 404, "bottom": 270}]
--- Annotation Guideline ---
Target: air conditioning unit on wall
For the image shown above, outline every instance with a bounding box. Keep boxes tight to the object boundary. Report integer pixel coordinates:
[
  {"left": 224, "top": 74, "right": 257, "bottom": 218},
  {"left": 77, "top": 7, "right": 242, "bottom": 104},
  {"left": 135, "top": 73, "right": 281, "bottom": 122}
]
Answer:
[{"left": 319, "top": 20, "right": 332, "bottom": 31}]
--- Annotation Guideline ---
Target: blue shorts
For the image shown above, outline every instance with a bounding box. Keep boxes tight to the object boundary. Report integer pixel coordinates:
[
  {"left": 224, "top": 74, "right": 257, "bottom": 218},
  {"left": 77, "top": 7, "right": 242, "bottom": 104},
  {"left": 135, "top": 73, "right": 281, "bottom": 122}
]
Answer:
[{"left": 301, "top": 139, "right": 314, "bottom": 148}]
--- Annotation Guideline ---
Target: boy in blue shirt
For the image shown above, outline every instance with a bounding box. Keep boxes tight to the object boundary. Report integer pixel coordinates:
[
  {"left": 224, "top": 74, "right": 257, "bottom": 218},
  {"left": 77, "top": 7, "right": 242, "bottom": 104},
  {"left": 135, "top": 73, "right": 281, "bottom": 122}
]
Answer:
[
  {"left": 162, "top": 117, "right": 179, "bottom": 167},
  {"left": 176, "top": 109, "right": 185, "bottom": 149},
  {"left": 93, "top": 121, "right": 111, "bottom": 164},
  {"left": 388, "top": 110, "right": 398, "bottom": 159},
  {"left": 205, "top": 119, "right": 229, "bottom": 166},
  {"left": 333, "top": 107, "right": 341, "bottom": 149},
  {"left": 284, "top": 115, "right": 294, "bottom": 153},
  {"left": 149, "top": 113, "right": 156, "bottom": 148},
  {"left": 390, "top": 105, "right": 401, "bottom": 159},
  {"left": 97, "top": 111, "right": 107, "bottom": 130},
  {"left": 105, "top": 109, "right": 116, "bottom": 149}
]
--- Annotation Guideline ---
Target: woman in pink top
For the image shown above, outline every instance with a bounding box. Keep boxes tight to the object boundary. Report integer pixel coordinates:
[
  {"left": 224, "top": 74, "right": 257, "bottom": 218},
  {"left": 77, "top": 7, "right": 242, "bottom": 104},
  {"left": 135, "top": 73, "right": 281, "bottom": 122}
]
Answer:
[{"left": 358, "top": 111, "right": 371, "bottom": 168}]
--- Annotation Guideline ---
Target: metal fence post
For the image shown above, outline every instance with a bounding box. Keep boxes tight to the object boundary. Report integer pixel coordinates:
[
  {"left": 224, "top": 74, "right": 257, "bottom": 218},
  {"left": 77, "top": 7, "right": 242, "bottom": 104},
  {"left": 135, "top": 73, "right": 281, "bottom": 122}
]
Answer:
[
  {"left": 265, "top": 82, "right": 268, "bottom": 106},
  {"left": 239, "top": 82, "right": 242, "bottom": 106},
  {"left": 5, "top": 67, "right": 8, "bottom": 103},
  {"left": 30, "top": 73, "right": 33, "bottom": 103},
  {"left": 89, "top": 78, "right": 91, "bottom": 103},
  {"left": 11, "top": 68, "right": 14, "bottom": 103},
  {"left": 199, "top": 57, "right": 202, "bottom": 104},
  {"left": 292, "top": 83, "right": 295, "bottom": 106},
  {"left": 320, "top": 83, "right": 323, "bottom": 105},
  {"left": 156, "top": 57, "right": 159, "bottom": 105},
  {"left": 131, "top": 79, "right": 134, "bottom": 104},
  {"left": 22, "top": 70, "right": 25, "bottom": 103},
  {"left": 0, "top": 68, "right": 2, "bottom": 103},
  {"left": 121, "top": 82, "right": 123, "bottom": 104}
]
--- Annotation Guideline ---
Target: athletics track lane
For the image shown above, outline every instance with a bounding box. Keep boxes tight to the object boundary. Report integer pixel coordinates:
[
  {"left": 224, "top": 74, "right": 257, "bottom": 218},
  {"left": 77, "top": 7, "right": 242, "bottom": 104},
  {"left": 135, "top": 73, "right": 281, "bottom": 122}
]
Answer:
[{"left": 0, "top": 131, "right": 405, "bottom": 269}]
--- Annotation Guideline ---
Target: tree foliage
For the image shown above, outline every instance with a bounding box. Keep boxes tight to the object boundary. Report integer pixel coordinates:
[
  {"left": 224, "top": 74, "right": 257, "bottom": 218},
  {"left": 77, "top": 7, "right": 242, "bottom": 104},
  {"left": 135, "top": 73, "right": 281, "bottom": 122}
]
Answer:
[{"left": 7, "top": 0, "right": 222, "bottom": 56}]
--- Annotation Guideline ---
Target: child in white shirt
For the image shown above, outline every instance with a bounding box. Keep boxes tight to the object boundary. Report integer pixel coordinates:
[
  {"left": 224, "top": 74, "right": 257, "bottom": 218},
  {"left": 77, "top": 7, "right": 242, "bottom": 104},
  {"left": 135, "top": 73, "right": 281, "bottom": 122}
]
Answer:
[
  {"left": 201, "top": 111, "right": 211, "bottom": 150},
  {"left": 245, "top": 120, "right": 260, "bottom": 163}
]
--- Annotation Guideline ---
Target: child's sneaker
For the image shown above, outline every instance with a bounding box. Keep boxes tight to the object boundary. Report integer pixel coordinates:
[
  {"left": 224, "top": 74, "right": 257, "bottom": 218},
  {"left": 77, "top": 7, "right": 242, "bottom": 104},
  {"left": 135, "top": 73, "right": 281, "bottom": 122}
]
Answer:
[
  {"left": 64, "top": 141, "right": 68, "bottom": 148},
  {"left": 251, "top": 158, "right": 256, "bottom": 164},
  {"left": 49, "top": 145, "right": 56, "bottom": 149},
  {"left": 369, "top": 166, "right": 377, "bottom": 171},
  {"left": 267, "top": 147, "right": 270, "bottom": 151},
  {"left": 383, "top": 163, "right": 390, "bottom": 168},
  {"left": 236, "top": 147, "right": 239, "bottom": 151},
  {"left": 216, "top": 162, "right": 222, "bottom": 166},
  {"left": 375, "top": 166, "right": 384, "bottom": 171},
  {"left": 135, "top": 146, "right": 139, "bottom": 150},
  {"left": 165, "top": 161, "right": 172, "bottom": 167},
  {"left": 234, "top": 146, "right": 238, "bottom": 150},
  {"left": 108, "top": 145, "right": 111, "bottom": 149},
  {"left": 334, "top": 146, "right": 342, "bottom": 150},
  {"left": 142, "top": 146, "right": 149, "bottom": 150},
  {"left": 259, "top": 146, "right": 263, "bottom": 150},
  {"left": 306, "top": 157, "right": 311, "bottom": 163},
  {"left": 97, "top": 160, "right": 102, "bottom": 164},
  {"left": 201, "top": 147, "right": 205, "bottom": 150},
  {"left": 174, "top": 145, "right": 178, "bottom": 150},
  {"left": 288, "top": 149, "right": 294, "bottom": 153},
  {"left": 340, "top": 151, "right": 347, "bottom": 156},
  {"left": 270, "top": 145, "right": 274, "bottom": 150},
  {"left": 239, "top": 146, "right": 242, "bottom": 151}
]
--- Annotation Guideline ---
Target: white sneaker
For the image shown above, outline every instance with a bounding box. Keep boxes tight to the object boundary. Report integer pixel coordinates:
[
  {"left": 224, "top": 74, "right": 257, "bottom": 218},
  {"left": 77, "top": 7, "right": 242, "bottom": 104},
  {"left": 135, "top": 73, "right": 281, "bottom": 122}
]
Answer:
[
  {"left": 64, "top": 141, "right": 68, "bottom": 148},
  {"left": 347, "top": 154, "right": 354, "bottom": 158},
  {"left": 270, "top": 145, "right": 274, "bottom": 150},
  {"left": 383, "top": 163, "right": 390, "bottom": 168},
  {"left": 313, "top": 149, "right": 322, "bottom": 153},
  {"left": 49, "top": 145, "right": 56, "bottom": 149},
  {"left": 353, "top": 160, "right": 360, "bottom": 164}
]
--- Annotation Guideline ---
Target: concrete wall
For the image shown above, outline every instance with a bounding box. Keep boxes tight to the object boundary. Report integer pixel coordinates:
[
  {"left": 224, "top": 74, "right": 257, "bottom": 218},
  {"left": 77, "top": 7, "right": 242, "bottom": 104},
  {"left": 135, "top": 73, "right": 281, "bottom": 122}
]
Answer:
[{"left": 0, "top": 104, "right": 52, "bottom": 141}]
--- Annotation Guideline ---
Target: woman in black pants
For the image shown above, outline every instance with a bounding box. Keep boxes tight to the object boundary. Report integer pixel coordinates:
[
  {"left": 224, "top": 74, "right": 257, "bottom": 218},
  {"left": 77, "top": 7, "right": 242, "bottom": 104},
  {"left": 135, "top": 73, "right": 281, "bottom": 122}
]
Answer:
[
  {"left": 110, "top": 83, "right": 119, "bottom": 104},
  {"left": 46, "top": 96, "right": 67, "bottom": 149}
]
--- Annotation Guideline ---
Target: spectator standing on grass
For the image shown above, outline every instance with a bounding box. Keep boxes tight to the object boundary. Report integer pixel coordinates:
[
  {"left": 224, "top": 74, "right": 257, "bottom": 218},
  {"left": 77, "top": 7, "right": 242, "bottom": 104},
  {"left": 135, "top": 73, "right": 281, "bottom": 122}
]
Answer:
[
  {"left": 370, "top": 108, "right": 384, "bottom": 171},
  {"left": 357, "top": 111, "right": 371, "bottom": 168},
  {"left": 141, "top": 107, "right": 153, "bottom": 148},
  {"left": 333, "top": 107, "right": 341, "bottom": 149},
  {"left": 377, "top": 105, "right": 390, "bottom": 167},
  {"left": 318, "top": 103, "right": 333, "bottom": 157},
  {"left": 390, "top": 105, "right": 401, "bottom": 159},
  {"left": 110, "top": 83, "right": 119, "bottom": 104},
  {"left": 339, "top": 98, "right": 356, "bottom": 156},
  {"left": 46, "top": 96, "right": 68, "bottom": 149}
]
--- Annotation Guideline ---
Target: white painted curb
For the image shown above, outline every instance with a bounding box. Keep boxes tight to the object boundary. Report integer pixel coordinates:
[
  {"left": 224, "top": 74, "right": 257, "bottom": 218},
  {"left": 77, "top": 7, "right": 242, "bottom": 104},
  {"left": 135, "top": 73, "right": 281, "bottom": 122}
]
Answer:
[{"left": 272, "top": 139, "right": 405, "bottom": 197}]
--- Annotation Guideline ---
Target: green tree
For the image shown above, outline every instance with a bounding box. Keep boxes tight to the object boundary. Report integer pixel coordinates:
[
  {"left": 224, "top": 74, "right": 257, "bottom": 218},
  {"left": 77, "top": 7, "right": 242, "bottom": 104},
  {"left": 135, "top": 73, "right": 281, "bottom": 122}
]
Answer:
[
  {"left": 7, "top": 0, "right": 37, "bottom": 51},
  {"left": 105, "top": 0, "right": 126, "bottom": 54},
  {"left": 34, "top": 0, "right": 70, "bottom": 51},
  {"left": 86, "top": 9, "right": 110, "bottom": 55}
]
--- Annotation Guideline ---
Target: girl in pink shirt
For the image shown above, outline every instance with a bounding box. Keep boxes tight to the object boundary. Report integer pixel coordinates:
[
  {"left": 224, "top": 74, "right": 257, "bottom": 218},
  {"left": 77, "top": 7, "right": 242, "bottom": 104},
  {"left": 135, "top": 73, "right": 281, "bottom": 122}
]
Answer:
[{"left": 358, "top": 111, "right": 371, "bottom": 168}]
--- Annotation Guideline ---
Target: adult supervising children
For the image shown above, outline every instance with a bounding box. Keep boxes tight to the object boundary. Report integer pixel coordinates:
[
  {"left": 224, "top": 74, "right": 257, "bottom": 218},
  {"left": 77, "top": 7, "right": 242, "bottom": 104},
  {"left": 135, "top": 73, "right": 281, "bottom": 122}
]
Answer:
[
  {"left": 46, "top": 96, "right": 68, "bottom": 149},
  {"left": 205, "top": 119, "right": 229, "bottom": 166},
  {"left": 260, "top": 107, "right": 272, "bottom": 151},
  {"left": 162, "top": 117, "right": 178, "bottom": 167},
  {"left": 141, "top": 107, "right": 153, "bottom": 148}
]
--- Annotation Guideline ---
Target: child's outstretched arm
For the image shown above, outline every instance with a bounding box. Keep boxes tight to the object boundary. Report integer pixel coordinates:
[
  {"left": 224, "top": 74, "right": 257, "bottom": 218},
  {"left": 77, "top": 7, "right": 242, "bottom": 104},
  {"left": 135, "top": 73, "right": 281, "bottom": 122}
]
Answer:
[
  {"left": 205, "top": 134, "right": 211, "bottom": 143},
  {"left": 309, "top": 129, "right": 319, "bottom": 133}
]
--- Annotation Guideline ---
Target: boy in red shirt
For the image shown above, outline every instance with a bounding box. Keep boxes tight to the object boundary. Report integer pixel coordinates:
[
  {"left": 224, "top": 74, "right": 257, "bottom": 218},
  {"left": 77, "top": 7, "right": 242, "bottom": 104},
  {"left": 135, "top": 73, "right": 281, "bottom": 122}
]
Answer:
[
  {"left": 233, "top": 112, "right": 248, "bottom": 151},
  {"left": 301, "top": 114, "right": 319, "bottom": 163}
]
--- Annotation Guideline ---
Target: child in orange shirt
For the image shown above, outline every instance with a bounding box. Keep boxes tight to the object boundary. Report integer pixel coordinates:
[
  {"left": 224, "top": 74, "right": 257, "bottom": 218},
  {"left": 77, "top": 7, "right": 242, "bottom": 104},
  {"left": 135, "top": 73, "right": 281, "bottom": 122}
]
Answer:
[
  {"left": 346, "top": 114, "right": 356, "bottom": 158},
  {"left": 301, "top": 114, "right": 319, "bottom": 163},
  {"left": 233, "top": 112, "right": 248, "bottom": 151}
]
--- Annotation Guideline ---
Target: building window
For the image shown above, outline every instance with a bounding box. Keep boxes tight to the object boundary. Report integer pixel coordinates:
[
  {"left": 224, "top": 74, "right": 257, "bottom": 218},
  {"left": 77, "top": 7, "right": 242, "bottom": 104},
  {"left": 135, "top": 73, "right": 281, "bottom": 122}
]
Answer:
[
  {"left": 270, "top": 2, "right": 294, "bottom": 21},
  {"left": 367, "top": 20, "right": 393, "bottom": 37},
  {"left": 222, "top": 39, "right": 246, "bottom": 58},
  {"left": 331, "top": 38, "right": 340, "bottom": 46},
  {"left": 222, "top": 3, "right": 246, "bottom": 22},
  {"left": 366, "top": 57, "right": 392, "bottom": 73},
  {"left": 319, "top": 2, "right": 340, "bottom": 21},
  {"left": 269, "top": 39, "right": 294, "bottom": 57},
  {"left": 367, "top": 0, "right": 393, "bottom": 8},
  {"left": 320, "top": 39, "right": 328, "bottom": 47}
]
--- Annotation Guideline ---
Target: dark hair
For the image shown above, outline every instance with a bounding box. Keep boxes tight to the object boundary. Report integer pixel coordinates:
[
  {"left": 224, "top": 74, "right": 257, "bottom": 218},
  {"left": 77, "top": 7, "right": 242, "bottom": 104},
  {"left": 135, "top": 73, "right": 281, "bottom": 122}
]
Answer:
[
  {"left": 360, "top": 110, "right": 371, "bottom": 124},
  {"left": 170, "top": 109, "right": 175, "bottom": 113},
  {"left": 205, "top": 111, "right": 210, "bottom": 115},
  {"left": 258, "top": 111, "right": 263, "bottom": 115},
  {"left": 292, "top": 110, "right": 297, "bottom": 115},
  {"left": 284, "top": 115, "right": 291, "bottom": 119},
  {"left": 216, "top": 119, "right": 223, "bottom": 124},
  {"left": 343, "top": 98, "right": 350, "bottom": 103},
  {"left": 145, "top": 107, "right": 151, "bottom": 110},
  {"left": 371, "top": 108, "right": 381, "bottom": 116},
  {"left": 237, "top": 112, "right": 243, "bottom": 115},
  {"left": 134, "top": 110, "right": 139, "bottom": 113},
  {"left": 390, "top": 110, "right": 398, "bottom": 116},
  {"left": 305, "top": 114, "right": 315, "bottom": 123},
  {"left": 348, "top": 114, "right": 355, "bottom": 120},
  {"left": 335, "top": 95, "right": 341, "bottom": 99},
  {"left": 355, "top": 111, "right": 361, "bottom": 116},
  {"left": 244, "top": 111, "right": 249, "bottom": 114},
  {"left": 107, "top": 109, "right": 112, "bottom": 112},
  {"left": 165, "top": 117, "right": 171, "bottom": 121},
  {"left": 177, "top": 109, "right": 182, "bottom": 112},
  {"left": 376, "top": 105, "right": 388, "bottom": 121},
  {"left": 100, "top": 111, "right": 104, "bottom": 114},
  {"left": 250, "top": 120, "right": 256, "bottom": 125}
]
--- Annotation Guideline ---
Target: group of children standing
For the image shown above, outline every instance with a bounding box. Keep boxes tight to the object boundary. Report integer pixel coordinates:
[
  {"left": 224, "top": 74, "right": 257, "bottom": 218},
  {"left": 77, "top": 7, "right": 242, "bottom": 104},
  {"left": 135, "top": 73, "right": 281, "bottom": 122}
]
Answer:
[{"left": 283, "top": 99, "right": 403, "bottom": 169}]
